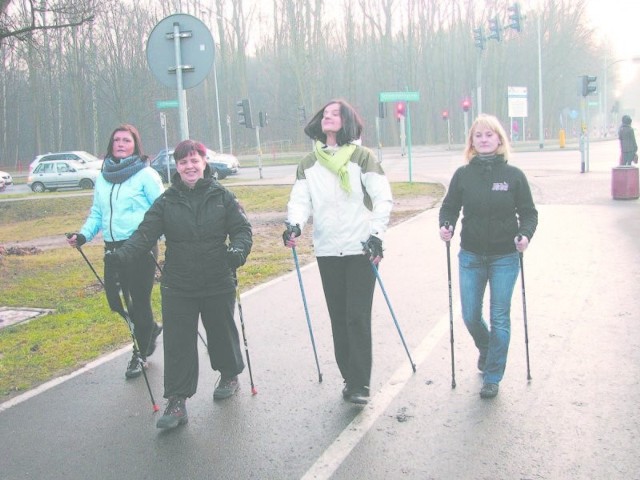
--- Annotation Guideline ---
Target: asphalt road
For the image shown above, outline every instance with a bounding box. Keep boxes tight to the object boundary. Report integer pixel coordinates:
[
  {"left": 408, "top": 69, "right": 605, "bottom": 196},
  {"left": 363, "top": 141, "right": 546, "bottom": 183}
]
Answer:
[{"left": 1, "top": 140, "right": 639, "bottom": 479}]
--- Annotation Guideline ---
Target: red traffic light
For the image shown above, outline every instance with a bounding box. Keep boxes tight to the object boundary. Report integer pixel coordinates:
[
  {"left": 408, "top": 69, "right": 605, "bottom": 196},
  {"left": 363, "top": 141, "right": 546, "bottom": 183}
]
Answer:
[
  {"left": 462, "top": 98, "right": 471, "bottom": 112},
  {"left": 395, "top": 102, "right": 406, "bottom": 119},
  {"left": 442, "top": 110, "right": 449, "bottom": 120}
]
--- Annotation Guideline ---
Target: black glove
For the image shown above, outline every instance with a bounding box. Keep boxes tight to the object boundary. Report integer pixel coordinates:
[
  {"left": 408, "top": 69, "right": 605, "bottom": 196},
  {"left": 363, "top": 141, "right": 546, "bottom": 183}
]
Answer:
[
  {"left": 282, "top": 223, "right": 301, "bottom": 246},
  {"left": 226, "top": 246, "right": 246, "bottom": 269},
  {"left": 362, "top": 235, "right": 384, "bottom": 261},
  {"left": 67, "top": 232, "right": 86, "bottom": 247}
]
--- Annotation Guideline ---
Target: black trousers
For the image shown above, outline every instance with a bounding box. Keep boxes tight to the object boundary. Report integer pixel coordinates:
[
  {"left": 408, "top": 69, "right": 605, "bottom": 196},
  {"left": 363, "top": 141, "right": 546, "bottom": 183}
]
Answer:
[
  {"left": 317, "top": 255, "right": 376, "bottom": 390},
  {"left": 161, "top": 291, "right": 244, "bottom": 399},
  {"left": 104, "top": 243, "right": 158, "bottom": 357}
]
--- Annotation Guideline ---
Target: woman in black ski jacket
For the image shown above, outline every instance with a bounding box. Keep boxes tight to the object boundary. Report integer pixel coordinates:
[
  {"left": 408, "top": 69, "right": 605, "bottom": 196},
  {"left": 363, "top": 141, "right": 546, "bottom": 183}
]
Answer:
[
  {"left": 439, "top": 114, "right": 538, "bottom": 399},
  {"left": 106, "top": 139, "right": 252, "bottom": 429}
]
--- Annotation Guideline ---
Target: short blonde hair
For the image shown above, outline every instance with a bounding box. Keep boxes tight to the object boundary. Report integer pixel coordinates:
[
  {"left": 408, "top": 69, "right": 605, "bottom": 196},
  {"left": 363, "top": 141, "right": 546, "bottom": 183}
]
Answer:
[{"left": 463, "top": 114, "right": 512, "bottom": 162}]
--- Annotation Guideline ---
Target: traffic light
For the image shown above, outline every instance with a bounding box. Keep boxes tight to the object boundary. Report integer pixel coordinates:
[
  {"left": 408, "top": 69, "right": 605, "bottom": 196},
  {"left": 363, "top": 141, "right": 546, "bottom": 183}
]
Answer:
[
  {"left": 462, "top": 98, "right": 471, "bottom": 112},
  {"left": 581, "top": 75, "right": 597, "bottom": 97},
  {"left": 259, "top": 111, "right": 268, "bottom": 128},
  {"left": 442, "top": 110, "right": 449, "bottom": 121},
  {"left": 395, "top": 102, "right": 406, "bottom": 121},
  {"left": 236, "top": 98, "right": 253, "bottom": 129},
  {"left": 487, "top": 16, "right": 502, "bottom": 42},
  {"left": 507, "top": 3, "right": 522, "bottom": 32},
  {"left": 473, "top": 27, "right": 485, "bottom": 50},
  {"left": 298, "top": 105, "right": 306, "bottom": 125}
]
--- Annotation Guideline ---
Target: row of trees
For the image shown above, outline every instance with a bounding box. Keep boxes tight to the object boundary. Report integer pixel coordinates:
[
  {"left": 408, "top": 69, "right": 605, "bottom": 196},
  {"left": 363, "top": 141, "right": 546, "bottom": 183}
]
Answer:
[{"left": 0, "top": 0, "right": 612, "bottom": 168}]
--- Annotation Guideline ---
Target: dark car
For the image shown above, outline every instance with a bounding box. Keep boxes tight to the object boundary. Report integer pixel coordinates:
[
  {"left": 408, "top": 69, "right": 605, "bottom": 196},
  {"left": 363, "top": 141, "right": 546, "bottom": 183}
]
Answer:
[{"left": 150, "top": 149, "right": 233, "bottom": 183}]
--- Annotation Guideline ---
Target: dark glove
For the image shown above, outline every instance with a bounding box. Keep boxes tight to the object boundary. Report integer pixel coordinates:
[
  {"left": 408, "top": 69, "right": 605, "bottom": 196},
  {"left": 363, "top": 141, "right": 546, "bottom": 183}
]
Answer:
[
  {"left": 362, "top": 235, "right": 383, "bottom": 263},
  {"left": 282, "top": 223, "right": 301, "bottom": 247},
  {"left": 66, "top": 232, "right": 86, "bottom": 247},
  {"left": 226, "top": 246, "right": 246, "bottom": 269}
]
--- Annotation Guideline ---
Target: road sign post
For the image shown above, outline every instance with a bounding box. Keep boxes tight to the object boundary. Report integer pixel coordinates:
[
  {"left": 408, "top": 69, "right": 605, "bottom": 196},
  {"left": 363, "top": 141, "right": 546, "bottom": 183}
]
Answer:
[
  {"left": 147, "top": 14, "right": 215, "bottom": 141},
  {"left": 379, "top": 91, "right": 420, "bottom": 182}
]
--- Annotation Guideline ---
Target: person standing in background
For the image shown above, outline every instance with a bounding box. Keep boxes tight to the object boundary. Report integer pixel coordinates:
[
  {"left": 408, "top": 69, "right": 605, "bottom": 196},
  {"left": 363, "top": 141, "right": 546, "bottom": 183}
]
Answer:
[{"left": 618, "top": 115, "right": 637, "bottom": 165}]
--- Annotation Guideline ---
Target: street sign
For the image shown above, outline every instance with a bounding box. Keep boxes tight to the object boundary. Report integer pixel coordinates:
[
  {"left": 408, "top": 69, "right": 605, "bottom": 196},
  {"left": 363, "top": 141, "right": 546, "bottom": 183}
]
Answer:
[
  {"left": 146, "top": 14, "right": 215, "bottom": 90},
  {"left": 379, "top": 91, "right": 420, "bottom": 103},
  {"left": 507, "top": 86, "right": 528, "bottom": 118},
  {"left": 156, "top": 100, "right": 179, "bottom": 109}
]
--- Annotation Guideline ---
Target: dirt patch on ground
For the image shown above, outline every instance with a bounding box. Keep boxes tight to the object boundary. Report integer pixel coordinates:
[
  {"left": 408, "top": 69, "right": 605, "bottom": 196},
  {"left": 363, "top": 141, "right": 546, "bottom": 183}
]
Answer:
[{"left": 0, "top": 194, "right": 439, "bottom": 254}]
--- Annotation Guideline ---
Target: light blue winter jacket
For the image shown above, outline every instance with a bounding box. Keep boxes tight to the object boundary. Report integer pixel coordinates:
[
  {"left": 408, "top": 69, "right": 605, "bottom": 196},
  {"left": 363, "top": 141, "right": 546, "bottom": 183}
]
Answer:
[{"left": 80, "top": 167, "right": 164, "bottom": 243}]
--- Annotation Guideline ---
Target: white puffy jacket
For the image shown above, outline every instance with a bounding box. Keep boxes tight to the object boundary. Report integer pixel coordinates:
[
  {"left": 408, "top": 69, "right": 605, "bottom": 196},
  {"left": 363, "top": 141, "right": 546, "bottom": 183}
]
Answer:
[{"left": 286, "top": 145, "right": 393, "bottom": 257}]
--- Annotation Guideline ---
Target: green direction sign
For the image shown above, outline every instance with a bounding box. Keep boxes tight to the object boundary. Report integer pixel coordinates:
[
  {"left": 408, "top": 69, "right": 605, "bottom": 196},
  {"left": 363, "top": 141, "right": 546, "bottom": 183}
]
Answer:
[
  {"left": 379, "top": 91, "right": 420, "bottom": 103},
  {"left": 156, "top": 99, "right": 179, "bottom": 109}
]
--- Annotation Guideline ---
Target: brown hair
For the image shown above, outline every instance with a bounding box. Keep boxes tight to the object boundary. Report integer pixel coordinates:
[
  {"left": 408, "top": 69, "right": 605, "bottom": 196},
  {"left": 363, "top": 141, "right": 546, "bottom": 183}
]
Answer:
[
  {"left": 463, "top": 114, "right": 512, "bottom": 162},
  {"left": 174, "top": 139, "right": 207, "bottom": 161},
  {"left": 106, "top": 124, "right": 144, "bottom": 159},
  {"left": 304, "top": 98, "right": 364, "bottom": 146}
]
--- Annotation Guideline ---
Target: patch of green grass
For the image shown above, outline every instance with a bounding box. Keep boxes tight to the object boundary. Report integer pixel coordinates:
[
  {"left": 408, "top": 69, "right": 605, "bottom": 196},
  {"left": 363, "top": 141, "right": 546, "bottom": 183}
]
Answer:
[{"left": 0, "top": 182, "right": 440, "bottom": 400}]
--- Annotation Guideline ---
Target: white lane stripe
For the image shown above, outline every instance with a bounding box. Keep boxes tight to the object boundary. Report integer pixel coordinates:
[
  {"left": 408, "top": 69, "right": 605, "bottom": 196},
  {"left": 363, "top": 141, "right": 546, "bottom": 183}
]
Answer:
[
  {"left": 0, "top": 345, "right": 131, "bottom": 413},
  {"left": 301, "top": 314, "right": 449, "bottom": 480}
]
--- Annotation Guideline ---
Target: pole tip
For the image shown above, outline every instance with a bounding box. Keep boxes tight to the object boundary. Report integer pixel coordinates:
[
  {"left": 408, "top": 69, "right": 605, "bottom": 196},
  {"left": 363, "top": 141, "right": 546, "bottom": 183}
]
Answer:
[
  {"left": 153, "top": 404, "right": 160, "bottom": 412},
  {"left": 251, "top": 387, "right": 258, "bottom": 395}
]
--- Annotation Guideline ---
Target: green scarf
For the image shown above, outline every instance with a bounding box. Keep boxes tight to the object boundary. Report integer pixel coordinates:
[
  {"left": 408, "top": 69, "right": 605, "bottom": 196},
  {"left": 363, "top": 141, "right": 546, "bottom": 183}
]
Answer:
[{"left": 314, "top": 141, "right": 357, "bottom": 193}]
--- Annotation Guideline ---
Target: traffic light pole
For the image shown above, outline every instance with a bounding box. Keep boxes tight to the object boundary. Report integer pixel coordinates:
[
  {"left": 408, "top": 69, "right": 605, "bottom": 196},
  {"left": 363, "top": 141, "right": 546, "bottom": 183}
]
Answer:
[
  {"left": 375, "top": 116, "right": 383, "bottom": 163},
  {"left": 255, "top": 126, "right": 263, "bottom": 179}
]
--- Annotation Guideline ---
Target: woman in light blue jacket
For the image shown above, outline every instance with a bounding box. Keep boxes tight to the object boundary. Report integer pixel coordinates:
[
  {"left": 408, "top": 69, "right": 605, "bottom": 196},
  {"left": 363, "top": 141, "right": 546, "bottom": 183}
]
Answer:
[{"left": 67, "top": 124, "right": 164, "bottom": 379}]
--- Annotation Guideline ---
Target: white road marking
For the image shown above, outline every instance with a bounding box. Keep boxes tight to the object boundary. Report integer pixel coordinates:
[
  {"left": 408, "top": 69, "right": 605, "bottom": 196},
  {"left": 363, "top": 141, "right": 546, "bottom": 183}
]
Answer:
[{"left": 301, "top": 314, "right": 449, "bottom": 480}]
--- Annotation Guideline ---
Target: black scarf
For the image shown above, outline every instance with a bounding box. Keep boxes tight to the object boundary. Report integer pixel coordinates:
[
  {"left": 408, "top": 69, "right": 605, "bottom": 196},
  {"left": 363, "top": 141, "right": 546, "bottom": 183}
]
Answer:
[{"left": 102, "top": 155, "right": 147, "bottom": 184}]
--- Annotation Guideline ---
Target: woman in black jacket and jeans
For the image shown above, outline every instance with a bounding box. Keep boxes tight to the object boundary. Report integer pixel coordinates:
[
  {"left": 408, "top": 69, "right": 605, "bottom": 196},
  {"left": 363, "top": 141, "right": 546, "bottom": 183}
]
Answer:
[
  {"left": 107, "top": 140, "right": 253, "bottom": 429},
  {"left": 439, "top": 114, "right": 538, "bottom": 399}
]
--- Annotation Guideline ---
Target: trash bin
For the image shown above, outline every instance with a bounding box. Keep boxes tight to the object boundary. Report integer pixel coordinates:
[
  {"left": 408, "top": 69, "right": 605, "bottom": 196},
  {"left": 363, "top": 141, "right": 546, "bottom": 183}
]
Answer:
[{"left": 611, "top": 166, "right": 639, "bottom": 200}]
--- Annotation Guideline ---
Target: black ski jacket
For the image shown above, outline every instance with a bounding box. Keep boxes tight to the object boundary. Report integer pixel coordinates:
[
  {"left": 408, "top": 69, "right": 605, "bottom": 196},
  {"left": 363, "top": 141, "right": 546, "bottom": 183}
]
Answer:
[
  {"left": 113, "top": 174, "right": 252, "bottom": 297},
  {"left": 439, "top": 155, "right": 538, "bottom": 256}
]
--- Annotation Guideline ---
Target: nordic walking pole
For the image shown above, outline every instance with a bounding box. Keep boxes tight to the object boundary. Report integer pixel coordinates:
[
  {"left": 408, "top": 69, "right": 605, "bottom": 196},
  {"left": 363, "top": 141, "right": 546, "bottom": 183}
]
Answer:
[
  {"left": 362, "top": 243, "right": 416, "bottom": 373},
  {"left": 233, "top": 271, "right": 257, "bottom": 395},
  {"left": 65, "top": 234, "right": 160, "bottom": 412},
  {"left": 517, "top": 235, "right": 532, "bottom": 381},
  {"left": 444, "top": 222, "right": 456, "bottom": 389},
  {"left": 152, "top": 255, "right": 208, "bottom": 350},
  {"left": 291, "top": 246, "right": 323, "bottom": 383}
]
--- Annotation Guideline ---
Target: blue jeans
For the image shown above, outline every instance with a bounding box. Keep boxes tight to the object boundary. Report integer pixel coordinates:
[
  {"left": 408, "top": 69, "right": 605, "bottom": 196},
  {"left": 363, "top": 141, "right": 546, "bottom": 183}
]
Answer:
[{"left": 458, "top": 249, "right": 520, "bottom": 385}]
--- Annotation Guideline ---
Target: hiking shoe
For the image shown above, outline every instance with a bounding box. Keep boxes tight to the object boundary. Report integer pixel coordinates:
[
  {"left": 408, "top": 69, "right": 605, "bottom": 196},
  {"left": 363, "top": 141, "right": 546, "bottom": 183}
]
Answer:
[
  {"left": 477, "top": 350, "right": 488, "bottom": 372},
  {"left": 146, "top": 323, "right": 163, "bottom": 357},
  {"left": 125, "top": 353, "right": 146, "bottom": 379},
  {"left": 348, "top": 386, "right": 370, "bottom": 405},
  {"left": 213, "top": 375, "right": 240, "bottom": 400},
  {"left": 342, "top": 384, "right": 351, "bottom": 400},
  {"left": 156, "top": 396, "right": 188, "bottom": 429},
  {"left": 480, "top": 383, "right": 499, "bottom": 399}
]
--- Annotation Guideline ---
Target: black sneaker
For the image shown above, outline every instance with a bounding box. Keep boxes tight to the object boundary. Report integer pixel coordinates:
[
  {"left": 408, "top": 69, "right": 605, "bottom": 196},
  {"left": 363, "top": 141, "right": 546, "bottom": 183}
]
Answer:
[
  {"left": 348, "top": 386, "right": 370, "bottom": 405},
  {"left": 125, "top": 353, "right": 146, "bottom": 379},
  {"left": 477, "top": 350, "right": 488, "bottom": 372},
  {"left": 213, "top": 375, "right": 240, "bottom": 400},
  {"left": 156, "top": 396, "right": 188, "bottom": 429},
  {"left": 342, "top": 383, "right": 351, "bottom": 400},
  {"left": 480, "top": 383, "right": 499, "bottom": 399},
  {"left": 146, "top": 323, "right": 163, "bottom": 357}
]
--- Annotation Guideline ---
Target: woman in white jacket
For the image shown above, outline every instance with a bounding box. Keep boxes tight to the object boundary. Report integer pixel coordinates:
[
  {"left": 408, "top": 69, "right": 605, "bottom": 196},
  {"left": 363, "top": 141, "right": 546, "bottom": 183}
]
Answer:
[{"left": 283, "top": 99, "right": 393, "bottom": 405}]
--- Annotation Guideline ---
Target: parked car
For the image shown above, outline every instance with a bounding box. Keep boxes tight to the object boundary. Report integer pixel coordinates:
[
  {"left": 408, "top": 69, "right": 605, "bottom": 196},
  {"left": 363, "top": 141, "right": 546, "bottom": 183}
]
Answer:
[
  {"left": 150, "top": 149, "right": 236, "bottom": 182},
  {"left": 0, "top": 170, "right": 13, "bottom": 191},
  {"left": 27, "top": 159, "right": 99, "bottom": 193},
  {"left": 29, "top": 151, "right": 103, "bottom": 172}
]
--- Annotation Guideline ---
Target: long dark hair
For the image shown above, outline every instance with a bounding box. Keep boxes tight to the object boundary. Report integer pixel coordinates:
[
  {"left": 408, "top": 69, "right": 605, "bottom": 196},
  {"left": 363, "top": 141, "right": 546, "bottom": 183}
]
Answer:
[
  {"left": 106, "top": 124, "right": 144, "bottom": 159},
  {"left": 304, "top": 98, "right": 364, "bottom": 146}
]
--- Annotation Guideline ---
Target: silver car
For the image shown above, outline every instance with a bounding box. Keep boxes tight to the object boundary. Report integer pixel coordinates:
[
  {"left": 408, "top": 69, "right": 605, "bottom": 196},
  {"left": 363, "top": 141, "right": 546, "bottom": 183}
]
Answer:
[
  {"left": 29, "top": 151, "right": 103, "bottom": 172},
  {"left": 27, "top": 160, "right": 99, "bottom": 193}
]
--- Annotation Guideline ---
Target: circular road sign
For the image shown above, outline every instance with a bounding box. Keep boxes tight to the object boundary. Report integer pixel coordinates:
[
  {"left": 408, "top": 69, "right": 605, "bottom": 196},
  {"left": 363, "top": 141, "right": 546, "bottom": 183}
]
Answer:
[{"left": 146, "top": 13, "right": 215, "bottom": 90}]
